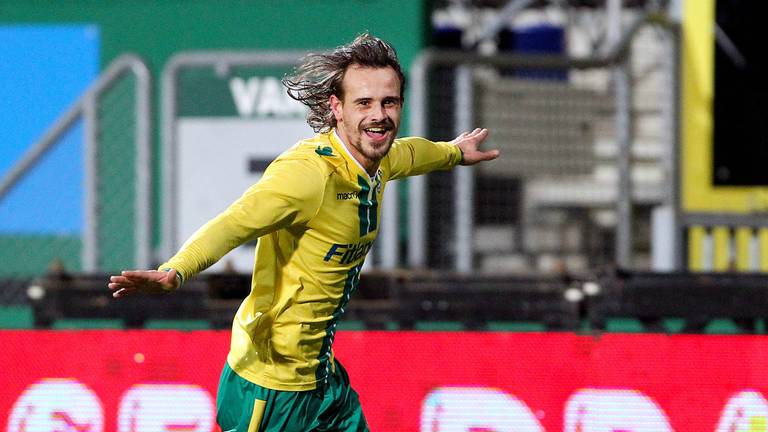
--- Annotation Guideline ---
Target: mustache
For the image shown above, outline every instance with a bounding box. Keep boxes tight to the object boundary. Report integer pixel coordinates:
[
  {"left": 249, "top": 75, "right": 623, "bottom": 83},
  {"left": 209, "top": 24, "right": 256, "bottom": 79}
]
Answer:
[{"left": 361, "top": 119, "right": 395, "bottom": 130}]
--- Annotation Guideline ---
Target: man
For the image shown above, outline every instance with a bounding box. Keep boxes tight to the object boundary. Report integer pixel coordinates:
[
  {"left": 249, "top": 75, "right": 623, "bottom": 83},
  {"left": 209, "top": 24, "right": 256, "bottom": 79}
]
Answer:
[{"left": 108, "top": 34, "right": 498, "bottom": 431}]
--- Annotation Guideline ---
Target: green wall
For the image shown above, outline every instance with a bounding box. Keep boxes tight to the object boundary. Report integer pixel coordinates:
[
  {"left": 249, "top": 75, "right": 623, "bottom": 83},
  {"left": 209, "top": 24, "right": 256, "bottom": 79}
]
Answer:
[
  {"left": 1, "top": 1, "right": 427, "bottom": 67},
  {"left": 1, "top": 1, "right": 428, "bottom": 274}
]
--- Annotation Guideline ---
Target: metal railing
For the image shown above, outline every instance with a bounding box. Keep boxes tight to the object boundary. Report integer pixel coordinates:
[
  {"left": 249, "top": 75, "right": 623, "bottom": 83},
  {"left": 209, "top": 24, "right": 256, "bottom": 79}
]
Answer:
[
  {"left": 406, "top": 11, "right": 680, "bottom": 273},
  {"left": 682, "top": 213, "right": 768, "bottom": 271},
  {"left": 161, "top": 51, "right": 309, "bottom": 262},
  {"left": 404, "top": 13, "right": 679, "bottom": 272},
  {"left": 0, "top": 54, "right": 152, "bottom": 273}
]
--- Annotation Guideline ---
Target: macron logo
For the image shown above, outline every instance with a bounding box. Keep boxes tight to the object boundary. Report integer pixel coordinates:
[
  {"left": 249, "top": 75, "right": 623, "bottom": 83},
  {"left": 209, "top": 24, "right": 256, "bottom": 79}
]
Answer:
[{"left": 337, "top": 191, "right": 359, "bottom": 200}]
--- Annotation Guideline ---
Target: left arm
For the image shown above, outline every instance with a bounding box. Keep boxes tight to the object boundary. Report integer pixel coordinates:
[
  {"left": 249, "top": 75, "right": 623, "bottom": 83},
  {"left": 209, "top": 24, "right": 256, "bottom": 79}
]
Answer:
[
  {"left": 452, "top": 128, "right": 499, "bottom": 165},
  {"left": 387, "top": 128, "right": 498, "bottom": 180}
]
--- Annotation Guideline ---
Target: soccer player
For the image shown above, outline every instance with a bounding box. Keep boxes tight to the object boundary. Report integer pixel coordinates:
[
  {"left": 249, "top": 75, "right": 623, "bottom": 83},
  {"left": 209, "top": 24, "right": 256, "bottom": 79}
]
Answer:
[{"left": 108, "top": 33, "right": 498, "bottom": 431}]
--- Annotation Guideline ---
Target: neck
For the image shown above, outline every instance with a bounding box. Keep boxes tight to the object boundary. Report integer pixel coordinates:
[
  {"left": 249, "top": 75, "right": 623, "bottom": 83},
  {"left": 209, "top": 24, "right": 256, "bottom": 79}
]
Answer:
[{"left": 333, "top": 130, "right": 379, "bottom": 177}]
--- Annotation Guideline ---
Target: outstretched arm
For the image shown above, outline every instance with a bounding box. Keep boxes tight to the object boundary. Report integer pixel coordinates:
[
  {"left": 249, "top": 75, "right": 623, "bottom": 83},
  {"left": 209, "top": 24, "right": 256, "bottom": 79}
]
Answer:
[
  {"left": 107, "top": 157, "right": 326, "bottom": 298},
  {"left": 452, "top": 128, "right": 499, "bottom": 165},
  {"left": 387, "top": 128, "right": 499, "bottom": 180},
  {"left": 109, "top": 269, "right": 181, "bottom": 298}
]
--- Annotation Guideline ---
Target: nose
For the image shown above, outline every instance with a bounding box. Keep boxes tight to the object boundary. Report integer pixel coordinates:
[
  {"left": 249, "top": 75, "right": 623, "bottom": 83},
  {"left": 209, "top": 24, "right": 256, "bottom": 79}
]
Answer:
[{"left": 371, "top": 103, "right": 388, "bottom": 122}]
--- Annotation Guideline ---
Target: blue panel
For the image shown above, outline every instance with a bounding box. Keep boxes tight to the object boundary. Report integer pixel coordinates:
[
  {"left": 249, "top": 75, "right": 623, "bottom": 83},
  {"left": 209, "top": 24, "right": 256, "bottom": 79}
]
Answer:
[
  {"left": 0, "top": 25, "right": 99, "bottom": 233},
  {"left": 498, "top": 24, "right": 566, "bottom": 81},
  {"left": 513, "top": 24, "right": 565, "bottom": 54}
]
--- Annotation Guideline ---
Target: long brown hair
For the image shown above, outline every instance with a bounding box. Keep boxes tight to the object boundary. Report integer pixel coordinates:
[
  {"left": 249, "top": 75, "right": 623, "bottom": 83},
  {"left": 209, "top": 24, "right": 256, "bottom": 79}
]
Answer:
[{"left": 283, "top": 33, "right": 405, "bottom": 133}]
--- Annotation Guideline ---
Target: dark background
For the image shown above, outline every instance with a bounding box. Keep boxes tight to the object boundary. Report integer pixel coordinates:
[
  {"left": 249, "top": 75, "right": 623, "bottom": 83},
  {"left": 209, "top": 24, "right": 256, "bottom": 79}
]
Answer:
[{"left": 713, "top": 0, "right": 768, "bottom": 185}]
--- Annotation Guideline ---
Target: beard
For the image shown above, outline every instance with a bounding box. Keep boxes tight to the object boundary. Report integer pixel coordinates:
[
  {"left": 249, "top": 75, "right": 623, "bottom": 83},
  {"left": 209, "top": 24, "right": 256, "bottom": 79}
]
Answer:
[
  {"left": 359, "top": 142, "right": 391, "bottom": 162},
  {"left": 355, "top": 119, "right": 397, "bottom": 160}
]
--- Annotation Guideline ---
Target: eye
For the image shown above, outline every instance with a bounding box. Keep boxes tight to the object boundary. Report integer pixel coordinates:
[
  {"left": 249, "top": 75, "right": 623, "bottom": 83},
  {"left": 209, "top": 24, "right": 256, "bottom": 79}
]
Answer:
[{"left": 383, "top": 98, "right": 399, "bottom": 107}]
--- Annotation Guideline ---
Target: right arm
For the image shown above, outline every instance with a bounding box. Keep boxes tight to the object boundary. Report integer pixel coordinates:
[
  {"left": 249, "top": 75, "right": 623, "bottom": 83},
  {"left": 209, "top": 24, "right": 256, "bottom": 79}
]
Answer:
[{"left": 109, "top": 157, "right": 326, "bottom": 297}]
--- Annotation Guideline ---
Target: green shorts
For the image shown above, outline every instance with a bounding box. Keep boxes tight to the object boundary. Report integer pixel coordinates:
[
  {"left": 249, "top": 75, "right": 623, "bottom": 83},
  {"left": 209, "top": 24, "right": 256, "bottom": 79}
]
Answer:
[{"left": 216, "top": 360, "right": 369, "bottom": 432}]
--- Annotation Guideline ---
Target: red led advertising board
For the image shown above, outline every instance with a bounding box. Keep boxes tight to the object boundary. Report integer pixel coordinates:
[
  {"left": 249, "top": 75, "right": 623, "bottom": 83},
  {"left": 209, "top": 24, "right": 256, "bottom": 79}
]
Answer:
[{"left": 2, "top": 330, "right": 768, "bottom": 431}]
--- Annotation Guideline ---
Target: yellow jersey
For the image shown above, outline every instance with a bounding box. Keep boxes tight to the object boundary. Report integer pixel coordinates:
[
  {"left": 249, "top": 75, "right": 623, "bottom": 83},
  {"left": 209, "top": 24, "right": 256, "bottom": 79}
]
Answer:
[{"left": 160, "top": 130, "right": 462, "bottom": 390}]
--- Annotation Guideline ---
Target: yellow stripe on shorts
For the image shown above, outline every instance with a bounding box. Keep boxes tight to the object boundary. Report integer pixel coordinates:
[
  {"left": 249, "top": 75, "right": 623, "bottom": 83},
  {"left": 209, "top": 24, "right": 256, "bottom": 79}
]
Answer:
[{"left": 248, "top": 399, "right": 266, "bottom": 432}]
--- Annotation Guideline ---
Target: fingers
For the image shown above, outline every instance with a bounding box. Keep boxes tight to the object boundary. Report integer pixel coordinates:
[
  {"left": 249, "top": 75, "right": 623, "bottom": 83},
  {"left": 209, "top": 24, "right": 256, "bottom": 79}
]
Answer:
[
  {"left": 109, "top": 270, "right": 154, "bottom": 298},
  {"left": 480, "top": 148, "right": 500, "bottom": 161},
  {"left": 455, "top": 128, "right": 497, "bottom": 165},
  {"left": 472, "top": 129, "right": 489, "bottom": 145},
  {"left": 121, "top": 270, "right": 157, "bottom": 280},
  {"left": 108, "top": 275, "right": 134, "bottom": 298},
  {"left": 108, "top": 269, "right": 177, "bottom": 298},
  {"left": 121, "top": 270, "right": 169, "bottom": 284},
  {"left": 466, "top": 128, "right": 487, "bottom": 137},
  {"left": 111, "top": 287, "right": 134, "bottom": 298},
  {"left": 452, "top": 131, "right": 469, "bottom": 144},
  {"left": 461, "top": 148, "right": 500, "bottom": 165},
  {"left": 456, "top": 128, "right": 489, "bottom": 147},
  {"left": 109, "top": 275, "right": 134, "bottom": 288}
]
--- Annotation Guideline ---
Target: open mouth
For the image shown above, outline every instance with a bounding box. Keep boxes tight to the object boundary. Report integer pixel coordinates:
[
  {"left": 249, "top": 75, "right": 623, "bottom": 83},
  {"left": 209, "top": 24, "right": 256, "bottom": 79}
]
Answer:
[
  {"left": 363, "top": 125, "right": 391, "bottom": 140},
  {"left": 362, "top": 124, "right": 392, "bottom": 141}
]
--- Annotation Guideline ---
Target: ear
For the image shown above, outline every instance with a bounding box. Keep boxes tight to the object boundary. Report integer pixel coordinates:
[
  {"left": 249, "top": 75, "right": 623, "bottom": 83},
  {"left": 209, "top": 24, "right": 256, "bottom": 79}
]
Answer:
[{"left": 329, "top": 94, "right": 343, "bottom": 123}]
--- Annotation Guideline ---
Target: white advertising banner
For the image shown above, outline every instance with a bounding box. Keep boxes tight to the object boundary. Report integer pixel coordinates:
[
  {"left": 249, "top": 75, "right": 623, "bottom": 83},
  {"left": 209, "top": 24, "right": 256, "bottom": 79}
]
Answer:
[{"left": 176, "top": 118, "right": 312, "bottom": 272}]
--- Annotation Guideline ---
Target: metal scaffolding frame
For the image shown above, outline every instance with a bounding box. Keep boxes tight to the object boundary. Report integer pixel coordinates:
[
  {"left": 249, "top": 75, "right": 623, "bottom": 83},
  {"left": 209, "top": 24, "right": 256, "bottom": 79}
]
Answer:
[
  {"left": 0, "top": 54, "right": 152, "bottom": 272},
  {"left": 408, "top": 10, "right": 680, "bottom": 272}
]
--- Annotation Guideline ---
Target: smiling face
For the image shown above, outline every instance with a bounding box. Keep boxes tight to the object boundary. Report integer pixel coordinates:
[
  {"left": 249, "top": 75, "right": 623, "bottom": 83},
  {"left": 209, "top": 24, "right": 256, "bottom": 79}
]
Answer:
[{"left": 330, "top": 64, "right": 403, "bottom": 175}]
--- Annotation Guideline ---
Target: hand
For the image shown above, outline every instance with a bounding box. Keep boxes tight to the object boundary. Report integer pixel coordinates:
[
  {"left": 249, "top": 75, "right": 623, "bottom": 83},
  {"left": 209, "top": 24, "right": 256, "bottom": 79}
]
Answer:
[
  {"left": 108, "top": 269, "right": 180, "bottom": 298},
  {"left": 452, "top": 128, "right": 499, "bottom": 165}
]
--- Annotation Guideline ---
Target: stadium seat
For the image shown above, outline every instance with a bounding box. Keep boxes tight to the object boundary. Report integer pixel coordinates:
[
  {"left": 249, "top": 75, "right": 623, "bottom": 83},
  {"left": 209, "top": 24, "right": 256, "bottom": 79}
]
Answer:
[
  {"left": 0, "top": 305, "right": 34, "bottom": 329},
  {"left": 756, "top": 319, "right": 766, "bottom": 334},
  {"left": 604, "top": 318, "right": 645, "bottom": 333},
  {"left": 703, "top": 319, "right": 742, "bottom": 335},
  {"left": 336, "top": 320, "right": 366, "bottom": 331},
  {"left": 486, "top": 321, "right": 547, "bottom": 332},
  {"left": 662, "top": 318, "right": 687, "bottom": 334},
  {"left": 383, "top": 321, "right": 400, "bottom": 330},
  {"left": 143, "top": 319, "right": 211, "bottom": 330},
  {"left": 335, "top": 320, "right": 401, "bottom": 331},
  {"left": 53, "top": 318, "right": 124, "bottom": 329},
  {"left": 414, "top": 320, "right": 465, "bottom": 331}
]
